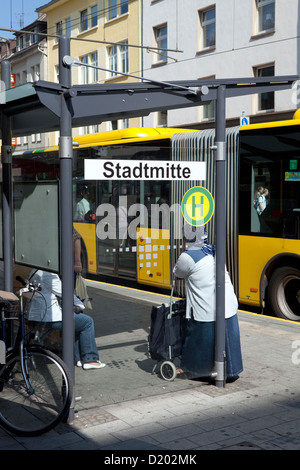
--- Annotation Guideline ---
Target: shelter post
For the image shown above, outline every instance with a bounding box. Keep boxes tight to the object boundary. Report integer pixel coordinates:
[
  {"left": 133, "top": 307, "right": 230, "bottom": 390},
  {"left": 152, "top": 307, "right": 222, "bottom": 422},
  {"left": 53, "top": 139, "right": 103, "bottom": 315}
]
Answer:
[
  {"left": 214, "top": 85, "right": 226, "bottom": 387},
  {"left": 59, "top": 36, "right": 75, "bottom": 420},
  {"left": 1, "top": 60, "right": 13, "bottom": 292}
]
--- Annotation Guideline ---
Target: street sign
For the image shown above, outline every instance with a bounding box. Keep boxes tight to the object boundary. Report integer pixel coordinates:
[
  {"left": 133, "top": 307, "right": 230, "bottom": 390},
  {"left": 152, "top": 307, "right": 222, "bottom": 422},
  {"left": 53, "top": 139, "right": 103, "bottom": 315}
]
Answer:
[
  {"left": 85, "top": 160, "right": 206, "bottom": 181},
  {"left": 181, "top": 186, "right": 215, "bottom": 226},
  {"left": 240, "top": 115, "right": 250, "bottom": 126}
]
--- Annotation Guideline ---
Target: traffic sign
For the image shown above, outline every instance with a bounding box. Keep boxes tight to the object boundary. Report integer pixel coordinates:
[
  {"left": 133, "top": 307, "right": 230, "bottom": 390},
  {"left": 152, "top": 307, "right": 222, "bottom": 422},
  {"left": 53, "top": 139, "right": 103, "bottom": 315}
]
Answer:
[
  {"left": 240, "top": 115, "right": 250, "bottom": 126},
  {"left": 181, "top": 186, "right": 214, "bottom": 226}
]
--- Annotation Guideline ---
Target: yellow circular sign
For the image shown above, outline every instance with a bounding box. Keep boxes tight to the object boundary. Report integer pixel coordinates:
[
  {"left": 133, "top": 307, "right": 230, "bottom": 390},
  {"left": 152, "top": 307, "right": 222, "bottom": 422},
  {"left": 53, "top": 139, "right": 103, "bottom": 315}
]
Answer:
[{"left": 181, "top": 186, "right": 214, "bottom": 226}]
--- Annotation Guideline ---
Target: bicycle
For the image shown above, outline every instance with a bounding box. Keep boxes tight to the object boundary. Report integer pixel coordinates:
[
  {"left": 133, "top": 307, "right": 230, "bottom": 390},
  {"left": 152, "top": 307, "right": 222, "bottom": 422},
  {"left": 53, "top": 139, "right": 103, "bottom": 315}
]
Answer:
[{"left": 0, "top": 276, "right": 73, "bottom": 437}]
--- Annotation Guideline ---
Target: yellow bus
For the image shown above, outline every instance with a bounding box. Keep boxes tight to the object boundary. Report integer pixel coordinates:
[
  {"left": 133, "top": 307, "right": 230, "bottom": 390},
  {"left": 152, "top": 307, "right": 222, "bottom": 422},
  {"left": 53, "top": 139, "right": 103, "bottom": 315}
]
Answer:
[{"left": 12, "top": 119, "right": 300, "bottom": 321}]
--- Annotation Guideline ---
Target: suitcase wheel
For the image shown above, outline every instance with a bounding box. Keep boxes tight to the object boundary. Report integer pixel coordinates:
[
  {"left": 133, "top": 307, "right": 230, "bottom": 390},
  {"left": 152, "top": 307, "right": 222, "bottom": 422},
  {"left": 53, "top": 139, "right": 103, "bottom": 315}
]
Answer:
[{"left": 160, "top": 360, "right": 177, "bottom": 381}]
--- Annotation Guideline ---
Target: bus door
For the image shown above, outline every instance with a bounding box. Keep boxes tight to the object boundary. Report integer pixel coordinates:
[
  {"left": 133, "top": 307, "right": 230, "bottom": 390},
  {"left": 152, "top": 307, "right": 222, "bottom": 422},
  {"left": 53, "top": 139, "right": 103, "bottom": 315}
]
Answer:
[
  {"left": 96, "top": 179, "right": 172, "bottom": 285},
  {"left": 96, "top": 180, "right": 139, "bottom": 279},
  {"left": 136, "top": 181, "right": 172, "bottom": 288}
]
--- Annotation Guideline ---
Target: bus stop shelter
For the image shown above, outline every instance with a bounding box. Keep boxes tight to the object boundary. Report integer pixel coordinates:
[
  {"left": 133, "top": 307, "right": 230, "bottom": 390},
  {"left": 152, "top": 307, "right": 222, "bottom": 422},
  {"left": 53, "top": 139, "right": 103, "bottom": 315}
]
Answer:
[{"left": 0, "top": 35, "right": 297, "bottom": 420}]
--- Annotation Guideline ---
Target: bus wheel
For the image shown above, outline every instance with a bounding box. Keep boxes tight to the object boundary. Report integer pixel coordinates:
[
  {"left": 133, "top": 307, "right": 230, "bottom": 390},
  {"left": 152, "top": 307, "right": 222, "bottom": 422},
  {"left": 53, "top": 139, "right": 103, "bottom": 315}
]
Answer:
[{"left": 268, "top": 267, "right": 300, "bottom": 321}]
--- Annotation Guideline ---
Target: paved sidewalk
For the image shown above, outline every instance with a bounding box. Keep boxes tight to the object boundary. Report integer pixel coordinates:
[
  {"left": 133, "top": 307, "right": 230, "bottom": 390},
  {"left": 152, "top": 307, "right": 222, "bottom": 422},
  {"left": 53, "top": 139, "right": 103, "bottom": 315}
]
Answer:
[{"left": 1, "top": 280, "right": 300, "bottom": 451}]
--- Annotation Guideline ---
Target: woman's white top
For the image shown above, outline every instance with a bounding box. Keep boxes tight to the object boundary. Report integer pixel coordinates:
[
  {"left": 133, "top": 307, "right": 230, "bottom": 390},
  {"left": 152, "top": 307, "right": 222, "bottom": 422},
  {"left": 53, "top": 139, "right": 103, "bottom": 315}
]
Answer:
[
  {"left": 173, "top": 249, "right": 238, "bottom": 322},
  {"left": 28, "top": 270, "right": 84, "bottom": 323}
]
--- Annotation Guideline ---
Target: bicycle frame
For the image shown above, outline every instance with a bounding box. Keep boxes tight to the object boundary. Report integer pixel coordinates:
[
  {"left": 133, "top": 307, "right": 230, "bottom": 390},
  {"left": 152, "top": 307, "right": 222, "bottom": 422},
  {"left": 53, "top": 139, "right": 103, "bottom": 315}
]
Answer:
[{"left": 0, "top": 283, "right": 40, "bottom": 394}]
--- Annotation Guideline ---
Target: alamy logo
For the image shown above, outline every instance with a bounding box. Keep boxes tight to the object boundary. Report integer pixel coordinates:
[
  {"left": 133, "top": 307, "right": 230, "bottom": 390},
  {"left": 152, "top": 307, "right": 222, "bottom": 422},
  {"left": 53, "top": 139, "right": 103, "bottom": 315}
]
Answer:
[
  {"left": 292, "top": 340, "right": 300, "bottom": 365},
  {"left": 95, "top": 196, "right": 183, "bottom": 241}
]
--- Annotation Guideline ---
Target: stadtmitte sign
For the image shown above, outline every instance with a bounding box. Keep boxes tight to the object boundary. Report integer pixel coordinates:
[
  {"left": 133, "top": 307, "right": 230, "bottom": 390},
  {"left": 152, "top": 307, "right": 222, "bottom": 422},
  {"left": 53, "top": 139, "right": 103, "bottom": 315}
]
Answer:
[{"left": 84, "top": 160, "right": 206, "bottom": 181}]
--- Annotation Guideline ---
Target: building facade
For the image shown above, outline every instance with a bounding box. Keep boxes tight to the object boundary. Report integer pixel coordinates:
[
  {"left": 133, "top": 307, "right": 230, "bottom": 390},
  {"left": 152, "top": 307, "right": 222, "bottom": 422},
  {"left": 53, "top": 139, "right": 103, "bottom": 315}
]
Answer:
[
  {"left": 1, "top": 0, "right": 300, "bottom": 142},
  {"left": 1, "top": 15, "right": 48, "bottom": 151},
  {"left": 142, "top": 0, "right": 300, "bottom": 129},
  {"left": 37, "top": 0, "right": 142, "bottom": 140}
]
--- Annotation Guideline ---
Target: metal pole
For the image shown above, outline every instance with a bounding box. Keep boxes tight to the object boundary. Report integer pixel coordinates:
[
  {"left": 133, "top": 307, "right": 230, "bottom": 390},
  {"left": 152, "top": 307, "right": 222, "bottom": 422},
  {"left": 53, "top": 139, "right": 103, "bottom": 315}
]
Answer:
[
  {"left": 1, "top": 61, "right": 13, "bottom": 293},
  {"left": 214, "top": 85, "right": 226, "bottom": 387},
  {"left": 59, "top": 36, "right": 75, "bottom": 420}
]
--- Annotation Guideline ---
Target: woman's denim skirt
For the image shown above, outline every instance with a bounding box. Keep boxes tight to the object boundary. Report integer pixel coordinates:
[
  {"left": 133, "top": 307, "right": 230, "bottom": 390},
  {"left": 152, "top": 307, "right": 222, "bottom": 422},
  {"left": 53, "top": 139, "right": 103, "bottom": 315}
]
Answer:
[{"left": 180, "top": 313, "right": 243, "bottom": 378}]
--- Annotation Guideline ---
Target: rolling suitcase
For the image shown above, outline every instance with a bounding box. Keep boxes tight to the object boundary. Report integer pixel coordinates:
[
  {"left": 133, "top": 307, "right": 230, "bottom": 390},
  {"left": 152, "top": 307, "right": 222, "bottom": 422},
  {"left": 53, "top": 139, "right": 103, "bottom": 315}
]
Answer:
[{"left": 148, "top": 282, "right": 186, "bottom": 381}]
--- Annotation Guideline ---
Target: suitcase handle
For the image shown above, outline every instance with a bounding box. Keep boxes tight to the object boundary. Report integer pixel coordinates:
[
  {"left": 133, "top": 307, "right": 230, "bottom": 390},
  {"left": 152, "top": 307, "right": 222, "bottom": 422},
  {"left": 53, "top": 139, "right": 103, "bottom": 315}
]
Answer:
[{"left": 167, "top": 279, "right": 176, "bottom": 319}]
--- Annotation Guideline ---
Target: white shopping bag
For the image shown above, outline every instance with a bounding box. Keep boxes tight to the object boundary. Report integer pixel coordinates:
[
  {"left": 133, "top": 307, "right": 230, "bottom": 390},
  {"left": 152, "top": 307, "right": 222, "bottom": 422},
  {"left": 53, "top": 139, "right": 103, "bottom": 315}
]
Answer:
[{"left": 74, "top": 274, "right": 92, "bottom": 310}]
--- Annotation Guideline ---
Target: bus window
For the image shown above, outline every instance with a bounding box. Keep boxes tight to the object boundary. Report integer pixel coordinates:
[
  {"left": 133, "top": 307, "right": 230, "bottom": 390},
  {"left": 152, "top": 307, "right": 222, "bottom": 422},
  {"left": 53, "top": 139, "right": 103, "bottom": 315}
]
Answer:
[
  {"left": 251, "top": 164, "right": 271, "bottom": 233},
  {"left": 73, "top": 182, "right": 96, "bottom": 223},
  {"left": 240, "top": 127, "right": 300, "bottom": 240}
]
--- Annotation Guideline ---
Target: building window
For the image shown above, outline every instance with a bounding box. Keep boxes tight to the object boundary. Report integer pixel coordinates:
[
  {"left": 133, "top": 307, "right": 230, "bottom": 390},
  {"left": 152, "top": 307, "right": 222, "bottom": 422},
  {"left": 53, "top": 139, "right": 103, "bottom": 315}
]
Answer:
[
  {"left": 107, "top": 42, "right": 128, "bottom": 77},
  {"left": 65, "top": 17, "right": 71, "bottom": 36},
  {"left": 91, "top": 5, "right": 98, "bottom": 28},
  {"left": 107, "top": 0, "right": 127, "bottom": 21},
  {"left": 156, "top": 111, "right": 167, "bottom": 127},
  {"left": 154, "top": 24, "right": 167, "bottom": 63},
  {"left": 108, "top": 118, "right": 128, "bottom": 130},
  {"left": 27, "top": 33, "right": 34, "bottom": 46},
  {"left": 81, "top": 55, "right": 89, "bottom": 84},
  {"left": 203, "top": 100, "right": 215, "bottom": 120},
  {"left": 199, "top": 7, "right": 216, "bottom": 49},
  {"left": 254, "top": 64, "right": 275, "bottom": 111},
  {"left": 90, "top": 52, "right": 98, "bottom": 82},
  {"left": 30, "top": 64, "right": 40, "bottom": 82},
  {"left": 33, "top": 27, "right": 39, "bottom": 43},
  {"left": 17, "top": 35, "right": 24, "bottom": 51},
  {"left": 108, "top": 0, "right": 117, "bottom": 20},
  {"left": 120, "top": 0, "right": 129, "bottom": 15},
  {"left": 55, "top": 66, "right": 59, "bottom": 83},
  {"left": 108, "top": 45, "right": 118, "bottom": 77},
  {"left": 56, "top": 21, "right": 63, "bottom": 37},
  {"left": 256, "top": 0, "right": 275, "bottom": 32},
  {"left": 120, "top": 41, "right": 129, "bottom": 73},
  {"left": 80, "top": 9, "right": 88, "bottom": 32},
  {"left": 80, "top": 53, "right": 99, "bottom": 84}
]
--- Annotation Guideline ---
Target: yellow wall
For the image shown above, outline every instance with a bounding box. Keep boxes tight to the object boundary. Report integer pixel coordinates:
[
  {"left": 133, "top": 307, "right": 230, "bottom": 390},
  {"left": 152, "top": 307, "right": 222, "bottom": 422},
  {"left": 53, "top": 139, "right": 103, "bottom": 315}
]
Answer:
[{"left": 39, "top": 0, "right": 141, "bottom": 142}]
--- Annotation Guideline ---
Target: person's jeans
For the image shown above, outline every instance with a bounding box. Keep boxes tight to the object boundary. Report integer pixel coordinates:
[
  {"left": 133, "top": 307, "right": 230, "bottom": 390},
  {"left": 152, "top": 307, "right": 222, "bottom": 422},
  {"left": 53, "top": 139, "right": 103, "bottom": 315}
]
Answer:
[{"left": 47, "top": 312, "right": 99, "bottom": 363}]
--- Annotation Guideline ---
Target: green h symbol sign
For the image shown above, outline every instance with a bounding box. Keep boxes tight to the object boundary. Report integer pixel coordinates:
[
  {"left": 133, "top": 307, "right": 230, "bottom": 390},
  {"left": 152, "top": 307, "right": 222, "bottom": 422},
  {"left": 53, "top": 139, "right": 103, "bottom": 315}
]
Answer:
[
  {"left": 181, "top": 186, "right": 214, "bottom": 227},
  {"left": 192, "top": 195, "right": 204, "bottom": 218}
]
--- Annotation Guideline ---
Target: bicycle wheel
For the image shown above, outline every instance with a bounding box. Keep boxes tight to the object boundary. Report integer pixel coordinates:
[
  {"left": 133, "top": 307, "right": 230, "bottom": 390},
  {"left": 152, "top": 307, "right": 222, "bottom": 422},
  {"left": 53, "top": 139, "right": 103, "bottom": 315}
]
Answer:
[{"left": 0, "top": 346, "right": 72, "bottom": 437}]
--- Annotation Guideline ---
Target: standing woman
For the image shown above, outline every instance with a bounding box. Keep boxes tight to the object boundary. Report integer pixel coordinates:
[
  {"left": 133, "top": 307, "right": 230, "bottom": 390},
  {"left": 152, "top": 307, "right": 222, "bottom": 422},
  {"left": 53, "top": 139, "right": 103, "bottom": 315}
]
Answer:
[{"left": 173, "top": 225, "right": 243, "bottom": 381}]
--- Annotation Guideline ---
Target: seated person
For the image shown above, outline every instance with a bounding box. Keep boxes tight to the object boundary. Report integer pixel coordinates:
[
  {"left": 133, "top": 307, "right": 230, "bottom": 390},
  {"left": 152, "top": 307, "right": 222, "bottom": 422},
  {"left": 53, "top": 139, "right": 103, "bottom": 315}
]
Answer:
[
  {"left": 28, "top": 269, "right": 105, "bottom": 370},
  {"left": 74, "top": 185, "right": 91, "bottom": 221}
]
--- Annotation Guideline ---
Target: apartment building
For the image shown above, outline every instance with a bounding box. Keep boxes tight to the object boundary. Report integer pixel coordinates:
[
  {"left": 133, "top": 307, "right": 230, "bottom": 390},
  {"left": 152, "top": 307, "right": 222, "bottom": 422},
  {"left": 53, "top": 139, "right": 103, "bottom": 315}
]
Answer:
[
  {"left": 0, "top": 38, "right": 16, "bottom": 62},
  {"left": 142, "top": 0, "right": 300, "bottom": 129},
  {"left": 1, "top": 15, "right": 48, "bottom": 150},
  {"left": 37, "top": 0, "right": 142, "bottom": 138},
  {"left": 2, "top": 0, "right": 300, "bottom": 141}
]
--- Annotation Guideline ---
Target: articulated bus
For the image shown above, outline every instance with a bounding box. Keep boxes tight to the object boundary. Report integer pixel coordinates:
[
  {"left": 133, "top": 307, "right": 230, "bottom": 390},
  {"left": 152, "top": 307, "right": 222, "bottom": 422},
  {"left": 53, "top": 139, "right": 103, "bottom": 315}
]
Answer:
[{"left": 12, "top": 117, "right": 300, "bottom": 322}]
